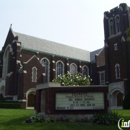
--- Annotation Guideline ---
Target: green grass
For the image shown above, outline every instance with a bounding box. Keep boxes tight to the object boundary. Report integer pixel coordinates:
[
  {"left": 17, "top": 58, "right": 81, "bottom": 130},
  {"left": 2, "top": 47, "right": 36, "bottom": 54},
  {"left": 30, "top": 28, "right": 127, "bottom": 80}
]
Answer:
[
  {"left": 113, "top": 109, "right": 130, "bottom": 120},
  {"left": 0, "top": 109, "right": 130, "bottom": 130}
]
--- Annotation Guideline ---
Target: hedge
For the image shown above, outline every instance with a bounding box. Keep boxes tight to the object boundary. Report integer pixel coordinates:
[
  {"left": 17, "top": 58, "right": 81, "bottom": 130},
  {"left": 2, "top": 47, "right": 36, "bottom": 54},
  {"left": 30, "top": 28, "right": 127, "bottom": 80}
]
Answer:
[
  {"left": 0, "top": 102, "right": 22, "bottom": 109},
  {"left": 0, "top": 94, "right": 22, "bottom": 109},
  {"left": 0, "top": 94, "right": 5, "bottom": 102}
]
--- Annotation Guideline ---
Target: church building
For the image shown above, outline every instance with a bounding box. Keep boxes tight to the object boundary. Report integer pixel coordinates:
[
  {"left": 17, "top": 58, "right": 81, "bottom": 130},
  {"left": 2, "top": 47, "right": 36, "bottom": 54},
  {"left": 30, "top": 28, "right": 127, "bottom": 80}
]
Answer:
[{"left": 0, "top": 3, "right": 130, "bottom": 109}]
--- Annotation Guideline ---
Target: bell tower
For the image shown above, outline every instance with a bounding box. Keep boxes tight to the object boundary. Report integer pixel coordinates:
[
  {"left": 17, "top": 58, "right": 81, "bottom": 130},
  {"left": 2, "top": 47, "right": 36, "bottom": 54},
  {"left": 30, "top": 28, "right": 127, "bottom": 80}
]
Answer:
[
  {"left": 102, "top": 3, "right": 130, "bottom": 109},
  {"left": 103, "top": 3, "right": 130, "bottom": 84},
  {"left": 104, "top": 3, "right": 130, "bottom": 41}
]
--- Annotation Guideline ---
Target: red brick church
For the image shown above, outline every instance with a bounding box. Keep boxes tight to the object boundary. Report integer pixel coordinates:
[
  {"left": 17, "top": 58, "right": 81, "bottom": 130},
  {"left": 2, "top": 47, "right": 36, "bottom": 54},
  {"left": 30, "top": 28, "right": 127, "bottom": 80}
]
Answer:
[{"left": 0, "top": 3, "right": 130, "bottom": 109}]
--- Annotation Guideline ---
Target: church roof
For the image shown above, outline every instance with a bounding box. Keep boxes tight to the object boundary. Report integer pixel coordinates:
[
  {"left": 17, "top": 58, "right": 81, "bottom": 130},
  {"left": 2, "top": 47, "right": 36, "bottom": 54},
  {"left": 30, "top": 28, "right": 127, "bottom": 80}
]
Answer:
[
  {"left": 90, "top": 48, "right": 102, "bottom": 62},
  {"left": 14, "top": 32, "right": 90, "bottom": 61}
]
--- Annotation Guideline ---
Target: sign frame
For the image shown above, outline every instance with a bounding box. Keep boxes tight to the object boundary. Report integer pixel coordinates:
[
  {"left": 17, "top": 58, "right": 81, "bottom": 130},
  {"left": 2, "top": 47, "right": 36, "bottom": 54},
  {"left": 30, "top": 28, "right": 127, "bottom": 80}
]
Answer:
[{"left": 55, "top": 92, "right": 105, "bottom": 110}]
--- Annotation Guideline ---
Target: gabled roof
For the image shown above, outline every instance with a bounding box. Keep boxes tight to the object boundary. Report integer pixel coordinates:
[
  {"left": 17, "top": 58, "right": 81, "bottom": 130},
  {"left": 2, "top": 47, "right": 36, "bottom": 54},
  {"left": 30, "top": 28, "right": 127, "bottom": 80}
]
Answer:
[
  {"left": 14, "top": 32, "right": 90, "bottom": 61},
  {"left": 90, "top": 48, "right": 102, "bottom": 62}
]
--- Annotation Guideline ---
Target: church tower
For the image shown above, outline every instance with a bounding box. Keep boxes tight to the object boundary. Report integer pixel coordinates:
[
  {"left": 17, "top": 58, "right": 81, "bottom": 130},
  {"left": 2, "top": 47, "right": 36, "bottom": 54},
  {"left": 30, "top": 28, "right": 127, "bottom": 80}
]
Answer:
[
  {"left": 104, "top": 3, "right": 130, "bottom": 40},
  {"left": 103, "top": 3, "right": 130, "bottom": 109}
]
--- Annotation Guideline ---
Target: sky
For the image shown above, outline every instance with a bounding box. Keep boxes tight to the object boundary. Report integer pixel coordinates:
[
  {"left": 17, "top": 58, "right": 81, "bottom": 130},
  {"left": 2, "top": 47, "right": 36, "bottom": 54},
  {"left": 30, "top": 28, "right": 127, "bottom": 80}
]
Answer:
[{"left": 0, "top": 0, "right": 130, "bottom": 51}]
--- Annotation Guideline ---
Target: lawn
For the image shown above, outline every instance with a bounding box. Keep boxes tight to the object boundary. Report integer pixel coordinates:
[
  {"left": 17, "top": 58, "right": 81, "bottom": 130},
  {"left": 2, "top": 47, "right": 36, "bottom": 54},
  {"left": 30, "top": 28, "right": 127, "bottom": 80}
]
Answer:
[{"left": 0, "top": 109, "right": 130, "bottom": 130}]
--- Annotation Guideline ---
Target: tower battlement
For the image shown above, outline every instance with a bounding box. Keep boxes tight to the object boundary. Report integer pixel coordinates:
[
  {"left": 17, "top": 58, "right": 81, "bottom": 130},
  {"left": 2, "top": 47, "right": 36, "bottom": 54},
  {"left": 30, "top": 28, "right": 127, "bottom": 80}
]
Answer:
[{"left": 104, "top": 3, "right": 129, "bottom": 18}]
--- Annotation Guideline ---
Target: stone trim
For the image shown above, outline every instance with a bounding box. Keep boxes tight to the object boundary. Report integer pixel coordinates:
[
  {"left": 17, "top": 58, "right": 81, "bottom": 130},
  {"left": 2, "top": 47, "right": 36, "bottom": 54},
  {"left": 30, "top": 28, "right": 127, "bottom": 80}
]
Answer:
[
  {"left": 17, "top": 42, "right": 21, "bottom": 46},
  {"left": 18, "top": 99, "right": 26, "bottom": 102},
  {"left": 17, "top": 60, "right": 21, "bottom": 64},
  {"left": 23, "top": 55, "right": 39, "bottom": 64},
  {"left": 7, "top": 72, "right": 13, "bottom": 77},
  {"left": 23, "top": 70, "right": 27, "bottom": 73}
]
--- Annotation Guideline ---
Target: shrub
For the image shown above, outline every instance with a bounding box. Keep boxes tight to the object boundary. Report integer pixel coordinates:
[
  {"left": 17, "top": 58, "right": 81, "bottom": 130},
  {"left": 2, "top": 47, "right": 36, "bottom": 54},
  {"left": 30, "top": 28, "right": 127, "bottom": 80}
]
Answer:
[
  {"left": 127, "top": 28, "right": 130, "bottom": 42},
  {"left": 91, "top": 111, "right": 121, "bottom": 125},
  {"left": 0, "top": 94, "right": 22, "bottom": 109},
  {"left": 55, "top": 116, "right": 66, "bottom": 122},
  {"left": 46, "top": 117, "right": 56, "bottom": 123},
  {"left": 0, "top": 94, "right": 5, "bottom": 102},
  {"left": 68, "top": 119, "right": 76, "bottom": 123},
  {"left": 30, "top": 114, "right": 44, "bottom": 123},
  {"left": 0, "top": 102, "right": 22, "bottom": 109},
  {"left": 123, "top": 91, "right": 130, "bottom": 109},
  {"left": 81, "top": 115, "right": 89, "bottom": 122},
  {"left": 53, "top": 71, "right": 92, "bottom": 86}
]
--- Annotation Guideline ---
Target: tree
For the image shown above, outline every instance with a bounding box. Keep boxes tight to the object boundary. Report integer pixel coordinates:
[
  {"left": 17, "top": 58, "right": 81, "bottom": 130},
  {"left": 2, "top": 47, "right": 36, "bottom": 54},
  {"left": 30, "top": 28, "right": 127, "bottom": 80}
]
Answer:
[
  {"left": 126, "top": 28, "right": 130, "bottom": 43},
  {"left": 52, "top": 71, "right": 92, "bottom": 86},
  {"left": 123, "top": 91, "right": 130, "bottom": 109}
]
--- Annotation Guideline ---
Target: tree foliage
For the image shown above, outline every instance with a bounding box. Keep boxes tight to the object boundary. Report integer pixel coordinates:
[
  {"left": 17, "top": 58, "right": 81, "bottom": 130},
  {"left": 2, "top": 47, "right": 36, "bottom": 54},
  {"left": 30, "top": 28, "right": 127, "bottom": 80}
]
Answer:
[
  {"left": 53, "top": 71, "right": 92, "bottom": 86},
  {"left": 126, "top": 28, "right": 130, "bottom": 43},
  {"left": 123, "top": 91, "right": 130, "bottom": 109}
]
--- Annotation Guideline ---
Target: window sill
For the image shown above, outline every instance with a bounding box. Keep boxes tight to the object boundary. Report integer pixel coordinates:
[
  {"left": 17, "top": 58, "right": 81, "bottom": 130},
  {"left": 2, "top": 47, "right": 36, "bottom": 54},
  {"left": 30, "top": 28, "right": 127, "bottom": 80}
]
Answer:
[{"left": 108, "top": 32, "right": 122, "bottom": 39}]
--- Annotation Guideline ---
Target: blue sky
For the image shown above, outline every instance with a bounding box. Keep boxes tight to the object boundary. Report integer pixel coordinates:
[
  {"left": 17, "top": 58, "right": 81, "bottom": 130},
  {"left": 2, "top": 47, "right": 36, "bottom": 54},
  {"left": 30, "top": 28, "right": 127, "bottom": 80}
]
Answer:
[{"left": 0, "top": 0, "right": 130, "bottom": 51}]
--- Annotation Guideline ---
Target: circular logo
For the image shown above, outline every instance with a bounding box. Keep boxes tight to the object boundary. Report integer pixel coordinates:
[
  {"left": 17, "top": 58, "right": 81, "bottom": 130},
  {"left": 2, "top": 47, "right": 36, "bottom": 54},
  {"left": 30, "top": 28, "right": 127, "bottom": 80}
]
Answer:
[{"left": 118, "top": 118, "right": 123, "bottom": 130}]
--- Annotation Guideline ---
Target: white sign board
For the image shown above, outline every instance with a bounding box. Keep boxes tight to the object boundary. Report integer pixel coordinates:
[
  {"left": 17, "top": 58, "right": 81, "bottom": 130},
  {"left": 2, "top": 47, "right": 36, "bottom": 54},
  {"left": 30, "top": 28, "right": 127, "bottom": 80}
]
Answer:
[{"left": 56, "top": 92, "right": 104, "bottom": 110}]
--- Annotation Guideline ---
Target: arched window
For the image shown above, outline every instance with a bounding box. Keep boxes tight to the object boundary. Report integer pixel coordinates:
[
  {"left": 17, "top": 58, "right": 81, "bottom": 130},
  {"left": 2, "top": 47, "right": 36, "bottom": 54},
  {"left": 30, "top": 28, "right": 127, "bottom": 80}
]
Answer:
[
  {"left": 70, "top": 63, "right": 77, "bottom": 75},
  {"left": 82, "top": 66, "right": 89, "bottom": 76},
  {"left": 2, "top": 45, "right": 12, "bottom": 78},
  {"left": 109, "top": 18, "right": 114, "bottom": 36},
  {"left": 115, "top": 15, "right": 120, "bottom": 33},
  {"left": 56, "top": 61, "right": 64, "bottom": 77},
  {"left": 99, "top": 71, "right": 105, "bottom": 85},
  {"left": 41, "top": 58, "right": 50, "bottom": 82},
  {"left": 32, "top": 67, "right": 37, "bottom": 82},
  {"left": 115, "top": 64, "right": 120, "bottom": 79}
]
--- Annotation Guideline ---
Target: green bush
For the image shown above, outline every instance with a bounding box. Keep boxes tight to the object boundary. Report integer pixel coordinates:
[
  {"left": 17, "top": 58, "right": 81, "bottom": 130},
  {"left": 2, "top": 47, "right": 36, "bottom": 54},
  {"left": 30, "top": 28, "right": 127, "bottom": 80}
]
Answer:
[
  {"left": 91, "top": 111, "right": 121, "bottom": 125},
  {"left": 127, "top": 28, "right": 130, "bottom": 43},
  {"left": 29, "top": 114, "right": 44, "bottom": 123},
  {"left": 53, "top": 72, "right": 92, "bottom": 86},
  {"left": 46, "top": 117, "right": 56, "bottom": 123},
  {"left": 69, "top": 119, "right": 76, "bottom": 123},
  {"left": 0, "top": 102, "right": 22, "bottom": 109},
  {"left": 0, "top": 94, "right": 5, "bottom": 102},
  {"left": 123, "top": 91, "right": 130, "bottom": 109},
  {"left": 0, "top": 94, "right": 22, "bottom": 108}
]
